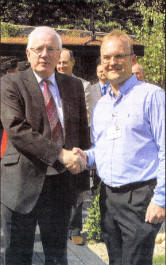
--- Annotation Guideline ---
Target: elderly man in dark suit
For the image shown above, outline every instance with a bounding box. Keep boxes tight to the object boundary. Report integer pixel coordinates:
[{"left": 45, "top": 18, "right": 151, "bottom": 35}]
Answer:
[{"left": 1, "top": 26, "right": 90, "bottom": 265}]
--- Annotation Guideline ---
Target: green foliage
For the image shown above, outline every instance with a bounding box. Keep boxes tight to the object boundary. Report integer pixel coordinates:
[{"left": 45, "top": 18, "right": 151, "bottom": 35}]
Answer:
[
  {"left": 0, "top": 0, "right": 165, "bottom": 31},
  {"left": 127, "top": 3, "right": 165, "bottom": 88},
  {"left": 85, "top": 183, "right": 102, "bottom": 242},
  {"left": 153, "top": 255, "right": 165, "bottom": 265},
  {"left": 1, "top": 22, "right": 21, "bottom": 37},
  {"left": 1, "top": 1, "right": 165, "bottom": 88},
  {"left": 0, "top": 0, "right": 149, "bottom": 30}
]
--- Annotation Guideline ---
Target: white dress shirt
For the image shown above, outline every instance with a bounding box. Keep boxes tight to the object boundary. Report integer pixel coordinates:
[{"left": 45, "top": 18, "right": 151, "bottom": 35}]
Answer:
[{"left": 33, "top": 71, "right": 64, "bottom": 127}]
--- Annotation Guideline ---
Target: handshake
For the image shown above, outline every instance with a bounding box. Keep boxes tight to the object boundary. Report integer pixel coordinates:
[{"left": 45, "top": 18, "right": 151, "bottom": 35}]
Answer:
[{"left": 58, "top": 147, "right": 87, "bottom": 174}]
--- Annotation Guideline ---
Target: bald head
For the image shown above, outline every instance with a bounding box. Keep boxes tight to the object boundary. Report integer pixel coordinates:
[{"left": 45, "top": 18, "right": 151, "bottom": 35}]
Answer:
[
  {"left": 100, "top": 30, "right": 136, "bottom": 91},
  {"left": 101, "top": 30, "right": 134, "bottom": 55},
  {"left": 132, "top": 63, "right": 144, "bottom": 81}
]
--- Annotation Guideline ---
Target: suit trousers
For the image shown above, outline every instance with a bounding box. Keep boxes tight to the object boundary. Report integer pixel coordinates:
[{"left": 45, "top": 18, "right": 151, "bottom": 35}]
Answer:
[
  {"left": 1, "top": 173, "right": 73, "bottom": 265},
  {"left": 68, "top": 171, "right": 90, "bottom": 237},
  {"left": 68, "top": 192, "right": 83, "bottom": 237},
  {"left": 100, "top": 180, "right": 162, "bottom": 265}
]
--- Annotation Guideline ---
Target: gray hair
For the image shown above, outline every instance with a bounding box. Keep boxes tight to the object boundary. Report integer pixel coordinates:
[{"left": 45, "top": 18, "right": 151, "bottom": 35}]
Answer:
[{"left": 27, "top": 26, "right": 62, "bottom": 50}]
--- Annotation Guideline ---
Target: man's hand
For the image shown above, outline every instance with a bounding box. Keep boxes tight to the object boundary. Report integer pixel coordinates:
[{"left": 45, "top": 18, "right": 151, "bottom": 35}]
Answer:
[
  {"left": 65, "top": 147, "right": 87, "bottom": 174},
  {"left": 58, "top": 148, "right": 87, "bottom": 174},
  {"left": 72, "top": 147, "right": 87, "bottom": 162},
  {"left": 145, "top": 201, "right": 165, "bottom": 224}
]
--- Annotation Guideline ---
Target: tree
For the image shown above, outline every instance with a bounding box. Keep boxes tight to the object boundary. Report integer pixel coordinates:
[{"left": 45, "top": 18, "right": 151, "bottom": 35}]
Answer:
[
  {"left": 1, "top": 0, "right": 165, "bottom": 88},
  {"left": 127, "top": 2, "right": 165, "bottom": 88},
  {"left": 1, "top": 0, "right": 165, "bottom": 32}
]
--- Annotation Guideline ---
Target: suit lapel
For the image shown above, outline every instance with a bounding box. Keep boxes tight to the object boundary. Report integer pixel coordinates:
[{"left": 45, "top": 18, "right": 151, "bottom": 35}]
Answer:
[
  {"left": 55, "top": 72, "right": 71, "bottom": 140},
  {"left": 23, "top": 68, "right": 46, "bottom": 110},
  {"left": 97, "top": 82, "right": 102, "bottom": 97}
]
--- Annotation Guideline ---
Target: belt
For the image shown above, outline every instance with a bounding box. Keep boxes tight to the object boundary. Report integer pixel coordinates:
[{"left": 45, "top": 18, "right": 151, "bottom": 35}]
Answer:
[{"left": 106, "top": 178, "right": 157, "bottom": 193}]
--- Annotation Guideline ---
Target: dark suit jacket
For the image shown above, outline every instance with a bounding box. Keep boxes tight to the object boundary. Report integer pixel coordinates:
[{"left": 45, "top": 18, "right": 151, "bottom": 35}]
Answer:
[{"left": 1, "top": 68, "right": 90, "bottom": 214}]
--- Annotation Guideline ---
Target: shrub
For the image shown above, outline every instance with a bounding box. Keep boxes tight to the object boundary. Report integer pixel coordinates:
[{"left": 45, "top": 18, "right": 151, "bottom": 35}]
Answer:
[
  {"left": 85, "top": 183, "right": 102, "bottom": 242},
  {"left": 1, "top": 22, "right": 21, "bottom": 37},
  {"left": 153, "top": 255, "right": 165, "bottom": 265}
]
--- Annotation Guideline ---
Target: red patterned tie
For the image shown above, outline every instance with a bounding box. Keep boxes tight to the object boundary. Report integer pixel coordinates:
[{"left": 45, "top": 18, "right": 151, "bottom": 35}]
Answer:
[{"left": 42, "top": 80, "right": 63, "bottom": 145}]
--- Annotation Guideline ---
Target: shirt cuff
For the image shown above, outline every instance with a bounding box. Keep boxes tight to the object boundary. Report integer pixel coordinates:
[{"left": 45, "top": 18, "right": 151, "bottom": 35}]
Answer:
[
  {"left": 151, "top": 192, "right": 165, "bottom": 208},
  {"left": 84, "top": 149, "right": 95, "bottom": 168}
]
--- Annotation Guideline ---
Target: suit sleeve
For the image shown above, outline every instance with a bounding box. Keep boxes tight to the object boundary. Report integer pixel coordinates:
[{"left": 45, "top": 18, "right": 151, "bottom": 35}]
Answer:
[
  {"left": 1, "top": 74, "right": 62, "bottom": 167},
  {"left": 83, "top": 81, "right": 93, "bottom": 126},
  {"left": 78, "top": 81, "right": 91, "bottom": 150},
  {"left": 76, "top": 80, "right": 91, "bottom": 191}
]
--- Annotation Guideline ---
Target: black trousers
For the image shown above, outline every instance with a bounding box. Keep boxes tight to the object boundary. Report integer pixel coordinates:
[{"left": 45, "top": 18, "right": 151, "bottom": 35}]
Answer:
[
  {"left": 100, "top": 180, "right": 162, "bottom": 265},
  {"left": 1, "top": 173, "right": 72, "bottom": 265},
  {"left": 68, "top": 197, "right": 83, "bottom": 237}
]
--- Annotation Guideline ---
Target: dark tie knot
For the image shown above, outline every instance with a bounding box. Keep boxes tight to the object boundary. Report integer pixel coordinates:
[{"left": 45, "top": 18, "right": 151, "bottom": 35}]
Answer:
[{"left": 42, "top": 79, "right": 50, "bottom": 86}]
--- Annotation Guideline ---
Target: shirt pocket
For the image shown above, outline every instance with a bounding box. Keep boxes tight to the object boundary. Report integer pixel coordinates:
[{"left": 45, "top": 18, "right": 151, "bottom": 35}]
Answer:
[{"left": 124, "top": 112, "right": 144, "bottom": 132}]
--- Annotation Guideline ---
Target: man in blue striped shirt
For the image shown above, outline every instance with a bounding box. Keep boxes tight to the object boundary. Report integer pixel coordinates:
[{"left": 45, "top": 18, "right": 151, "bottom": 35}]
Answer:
[{"left": 69, "top": 30, "right": 165, "bottom": 265}]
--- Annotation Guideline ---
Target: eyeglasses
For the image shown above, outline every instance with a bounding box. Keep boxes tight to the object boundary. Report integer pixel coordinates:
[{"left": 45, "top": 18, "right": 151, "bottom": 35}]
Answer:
[
  {"left": 102, "top": 53, "right": 133, "bottom": 64},
  {"left": 30, "top": 46, "right": 60, "bottom": 55}
]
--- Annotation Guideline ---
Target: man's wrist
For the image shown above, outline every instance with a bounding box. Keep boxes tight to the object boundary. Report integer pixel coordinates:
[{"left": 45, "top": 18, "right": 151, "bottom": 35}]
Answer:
[
  {"left": 151, "top": 197, "right": 165, "bottom": 209},
  {"left": 86, "top": 153, "right": 89, "bottom": 167},
  {"left": 58, "top": 148, "right": 66, "bottom": 164},
  {"left": 84, "top": 151, "right": 90, "bottom": 169}
]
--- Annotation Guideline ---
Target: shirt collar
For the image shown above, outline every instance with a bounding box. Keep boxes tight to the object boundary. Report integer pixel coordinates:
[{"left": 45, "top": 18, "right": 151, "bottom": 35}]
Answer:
[
  {"left": 110, "top": 74, "right": 138, "bottom": 97},
  {"left": 33, "top": 71, "right": 56, "bottom": 86},
  {"left": 99, "top": 81, "right": 110, "bottom": 89}
]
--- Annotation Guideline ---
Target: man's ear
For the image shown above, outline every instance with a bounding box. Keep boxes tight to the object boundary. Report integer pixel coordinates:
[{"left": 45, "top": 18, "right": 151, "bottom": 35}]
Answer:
[
  {"left": 72, "top": 60, "right": 75, "bottom": 68},
  {"left": 26, "top": 49, "right": 30, "bottom": 62},
  {"left": 132, "top": 54, "right": 137, "bottom": 65}
]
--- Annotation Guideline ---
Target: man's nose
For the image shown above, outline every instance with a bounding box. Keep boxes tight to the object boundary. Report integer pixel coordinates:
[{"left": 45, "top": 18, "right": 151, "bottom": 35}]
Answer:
[
  {"left": 109, "top": 56, "right": 118, "bottom": 64},
  {"left": 59, "top": 62, "right": 64, "bottom": 67},
  {"left": 40, "top": 48, "right": 49, "bottom": 56}
]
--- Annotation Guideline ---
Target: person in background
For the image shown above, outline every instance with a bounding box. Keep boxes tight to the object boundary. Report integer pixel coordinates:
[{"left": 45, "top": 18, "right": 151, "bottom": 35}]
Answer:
[
  {"left": 132, "top": 62, "right": 145, "bottom": 81},
  {"left": 0, "top": 64, "right": 8, "bottom": 149},
  {"left": 0, "top": 64, "right": 8, "bottom": 78},
  {"left": 91, "top": 63, "right": 110, "bottom": 104},
  {"left": 6, "top": 59, "right": 18, "bottom": 74},
  {"left": 0, "top": 59, "right": 18, "bottom": 77},
  {"left": 1, "top": 60, "right": 29, "bottom": 159},
  {"left": 0, "top": 120, "right": 4, "bottom": 158},
  {"left": 71, "top": 29, "right": 165, "bottom": 265},
  {"left": 1, "top": 26, "right": 89, "bottom": 265},
  {"left": 0, "top": 60, "right": 18, "bottom": 159},
  {"left": 56, "top": 48, "right": 93, "bottom": 126},
  {"left": 56, "top": 48, "right": 91, "bottom": 245},
  {"left": 90, "top": 63, "right": 110, "bottom": 193},
  {"left": 17, "top": 60, "right": 29, "bottom": 71},
  {"left": 0, "top": 126, "right": 7, "bottom": 159}
]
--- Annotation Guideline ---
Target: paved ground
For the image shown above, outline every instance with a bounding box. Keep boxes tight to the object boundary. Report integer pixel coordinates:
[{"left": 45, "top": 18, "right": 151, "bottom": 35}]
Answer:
[
  {"left": 32, "top": 227, "right": 106, "bottom": 264},
  {"left": 1, "top": 188, "right": 107, "bottom": 265}
]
